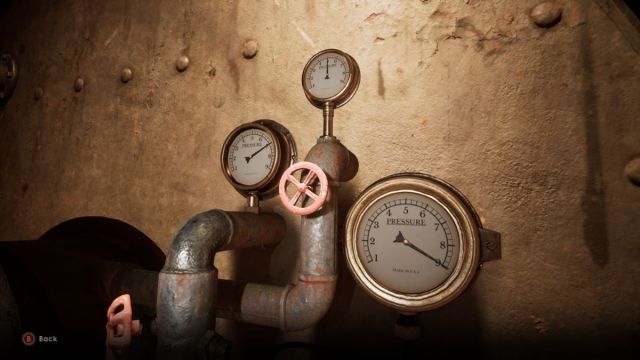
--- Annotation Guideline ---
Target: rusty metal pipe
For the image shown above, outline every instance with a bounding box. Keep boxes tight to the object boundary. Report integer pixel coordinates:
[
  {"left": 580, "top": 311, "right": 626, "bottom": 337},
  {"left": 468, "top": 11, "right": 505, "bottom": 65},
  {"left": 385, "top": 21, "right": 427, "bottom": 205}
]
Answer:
[
  {"left": 220, "top": 138, "right": 358, "bottom": 331},
  {"left": 106, "top": 212, "right": 284, "bottom": 310},
  {"left": 156, "top": 210, "right": 285, "bottom": 359},
  {"left": 139, "top": 140, "right": 354, "bottom": 345},
  {"left": 156, "top": 271, "right": 216, "bottom": 360},
  {"left": 162, "top": 210, "right": 284, "bottom": 272},
  {"left": 277, "top": 138, "right": 357, "bottom": 330},
  {"left": 224, "top": 212, "right": 287, "bottom": 250},
  {"left": 236, "top": 193, "right": 340, "bottom": 331}
]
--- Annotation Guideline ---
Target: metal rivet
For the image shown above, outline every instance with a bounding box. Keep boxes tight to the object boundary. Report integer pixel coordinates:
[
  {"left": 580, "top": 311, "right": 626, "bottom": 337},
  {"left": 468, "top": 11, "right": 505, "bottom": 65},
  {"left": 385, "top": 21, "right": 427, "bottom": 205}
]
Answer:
[
  {"left": 74, "top": 77, "right": 84, "bottom": 92},
  {"left": 625, "top": 157, "right": 640, "bottom": 186},
  {"left": 34, "top": 87, "right": 44, "bottom": 100},
  {"left": 503, "top": 14, "right": 515, "bottom": 25},
  {"left": 242, "top": 39, "right": 259, "bottom": 59},
  {"left": 530, "top": 2, "right": 562, "bottom": 28},
  {"left": 121, "top": 67, "right": 133, "bottom": 83},
  {"left": 176, "top": 55, "right": 190, "bottom": 72}
]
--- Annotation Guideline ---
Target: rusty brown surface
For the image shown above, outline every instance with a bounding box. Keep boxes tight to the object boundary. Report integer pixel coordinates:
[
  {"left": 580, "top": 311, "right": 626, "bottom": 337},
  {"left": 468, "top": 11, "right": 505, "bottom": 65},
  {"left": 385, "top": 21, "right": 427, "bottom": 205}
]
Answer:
[{"left": 0, "top": 0, "right": 639, "bottom": 357}]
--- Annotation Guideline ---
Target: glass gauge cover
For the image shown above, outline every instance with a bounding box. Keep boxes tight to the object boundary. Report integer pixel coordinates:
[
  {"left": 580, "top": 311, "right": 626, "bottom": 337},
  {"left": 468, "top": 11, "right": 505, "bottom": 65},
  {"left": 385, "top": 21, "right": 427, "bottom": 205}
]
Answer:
[
  {"left": 345, "top": 173, "right": 482, "bottom": 312},
  {"left": 227, "top": 127, "right": 276, "bottom": 187},
  {"left": 302, "top": 49, "right": 360, "bottom": 109},
  {"left": 357, "top": 191, "right": 460, "bottom": 294},
  {"left": 221, "top": 120, "right": 296, "bottom": 197}
]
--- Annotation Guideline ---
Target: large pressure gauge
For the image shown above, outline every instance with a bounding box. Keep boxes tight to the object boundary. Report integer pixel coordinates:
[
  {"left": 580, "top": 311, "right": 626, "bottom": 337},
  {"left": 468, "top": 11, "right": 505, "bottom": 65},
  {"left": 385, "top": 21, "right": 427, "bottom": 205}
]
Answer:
[
  {"left": 345, "top": 173, "right": 498, "bottom": 313},
  {"left": 302, "top": 49, "right": 360, "bottom": 109},
  {"left": 221, "top": 120, "right": 296, "bottom": 198}
]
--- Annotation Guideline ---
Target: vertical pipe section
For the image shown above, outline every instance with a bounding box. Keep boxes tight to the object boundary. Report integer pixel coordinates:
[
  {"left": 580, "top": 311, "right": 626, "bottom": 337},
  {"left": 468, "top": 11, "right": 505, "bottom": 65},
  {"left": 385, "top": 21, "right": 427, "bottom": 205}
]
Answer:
[
  {"left": 299, "top": 192, "right": 337, "bottom": 277},
  {"left": 156, "top": 271, "right": 216, "bottom": 359}
]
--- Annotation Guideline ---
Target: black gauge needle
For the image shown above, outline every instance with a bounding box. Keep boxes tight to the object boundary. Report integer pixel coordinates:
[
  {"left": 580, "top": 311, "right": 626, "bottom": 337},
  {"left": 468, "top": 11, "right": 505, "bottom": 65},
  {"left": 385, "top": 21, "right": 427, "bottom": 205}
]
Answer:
[
  {"left": 394, "top": 231, "right": 448, "bottom": 269},
  {"left": 244, "top": 142, "right": 271, "bottom": 163},
  {"left": 325, "top": 58, "right": 329, "bottom": 79}
]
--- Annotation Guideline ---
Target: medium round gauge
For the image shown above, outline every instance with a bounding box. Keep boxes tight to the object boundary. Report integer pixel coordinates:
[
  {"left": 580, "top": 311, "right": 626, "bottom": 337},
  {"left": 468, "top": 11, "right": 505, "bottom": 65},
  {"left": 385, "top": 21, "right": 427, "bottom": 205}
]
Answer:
[
  {"left": 302, "top": 49, "right": 360, "bottom": 109},
  {"left": 345, "top": 173, "right": 482, "bottom": 312},
  {"left": 221, "top": 120, "right": 296, "bottom": 197},
  {"left": 227, "top": 127, "right": 275, "bottom": 186}
]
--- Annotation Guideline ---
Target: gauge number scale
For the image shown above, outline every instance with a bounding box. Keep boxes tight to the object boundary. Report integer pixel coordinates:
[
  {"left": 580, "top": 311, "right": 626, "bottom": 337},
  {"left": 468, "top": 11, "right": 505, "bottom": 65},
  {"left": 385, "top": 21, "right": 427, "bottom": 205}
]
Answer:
[
  {"left": 304, "top": 53, "right": 350, "bottom": 100},
  {"left": 358, "top": 192, "right": 460, "bottom": 294},
  {"left": 226, "top": 128, "right": 275, "bottom": 186}
]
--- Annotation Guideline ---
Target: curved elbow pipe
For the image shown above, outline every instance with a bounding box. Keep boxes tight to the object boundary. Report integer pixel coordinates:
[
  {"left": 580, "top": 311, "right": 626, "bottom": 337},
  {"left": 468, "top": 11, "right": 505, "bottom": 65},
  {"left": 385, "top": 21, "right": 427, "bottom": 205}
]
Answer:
[
  {"left": 237, "top": 275, "right": 336, "bottom": 331},
  {"left": 283, "top": 275, "right": 337, "bottom": 331},
  {"left": 164, "top": 210, "right": 285, "bottom": 272},
  {"left": 164, "top": 210, "right": 232, "bottom": 272},
  {"left": 156, "top": 210, "right": 284, "bottom": 359}
]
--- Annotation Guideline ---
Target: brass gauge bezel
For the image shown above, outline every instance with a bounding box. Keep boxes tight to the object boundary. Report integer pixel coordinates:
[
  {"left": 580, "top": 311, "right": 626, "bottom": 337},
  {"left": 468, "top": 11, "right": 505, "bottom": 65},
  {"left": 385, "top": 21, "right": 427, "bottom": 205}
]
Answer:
[
  {"left": 301, "top": 48, "right": 361, "bottom": 109},
  {"left": 220, "top": 120, "right": 297, "bottom": 199},
  {"left": 345, "top": 173, "right": 481, "bottom": 312}
]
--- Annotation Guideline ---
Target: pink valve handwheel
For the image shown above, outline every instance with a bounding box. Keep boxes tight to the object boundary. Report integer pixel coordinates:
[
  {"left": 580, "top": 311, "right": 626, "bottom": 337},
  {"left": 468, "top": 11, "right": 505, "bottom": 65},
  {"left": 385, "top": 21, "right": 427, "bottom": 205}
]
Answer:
[
  {"left": 106, "top": 294, "right": 141, "bottom": 357},
  {"left": 279, "top": 161, "right": 329, "bottom": 216}
]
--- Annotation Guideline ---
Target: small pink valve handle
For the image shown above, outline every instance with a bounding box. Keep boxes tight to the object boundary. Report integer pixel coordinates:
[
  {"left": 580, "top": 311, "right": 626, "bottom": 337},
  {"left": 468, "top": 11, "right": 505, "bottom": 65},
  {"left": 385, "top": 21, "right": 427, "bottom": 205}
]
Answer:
[
  {"left": 106, "top": 294, "right": 141, "bottom": 359},
  {"left": 279, "top": 161, "right": 329, "bottom": 216}
]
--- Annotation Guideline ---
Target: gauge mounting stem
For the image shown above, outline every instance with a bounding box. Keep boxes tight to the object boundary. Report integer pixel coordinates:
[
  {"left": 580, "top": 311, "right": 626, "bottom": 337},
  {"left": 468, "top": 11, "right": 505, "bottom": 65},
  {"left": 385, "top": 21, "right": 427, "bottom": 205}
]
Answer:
[
  {"left": 247, "top": 191, "right": 260, "bottom": 213},
  {"left": 322, "top": 102, "right": 335, "bottom": 137}
]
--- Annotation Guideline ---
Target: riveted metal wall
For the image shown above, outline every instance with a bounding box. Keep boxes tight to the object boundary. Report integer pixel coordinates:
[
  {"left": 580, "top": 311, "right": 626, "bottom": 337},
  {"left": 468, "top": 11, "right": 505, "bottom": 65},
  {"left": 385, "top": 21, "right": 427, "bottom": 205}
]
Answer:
[{"left": 0, "top": 0, "right": 639, "bottom": 357}]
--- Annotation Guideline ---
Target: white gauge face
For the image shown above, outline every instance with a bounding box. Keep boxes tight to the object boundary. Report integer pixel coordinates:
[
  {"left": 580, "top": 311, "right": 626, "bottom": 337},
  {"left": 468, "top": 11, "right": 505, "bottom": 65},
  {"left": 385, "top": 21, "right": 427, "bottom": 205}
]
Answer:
[
  {"left": 356, "top": 191, "right": 461, "bottom": 294},
  {"left": 304, "top": 52, "right": 350, "bottom": 100},
  {"left": 227, "top": 128, "right": 276, "bottom": 186}
]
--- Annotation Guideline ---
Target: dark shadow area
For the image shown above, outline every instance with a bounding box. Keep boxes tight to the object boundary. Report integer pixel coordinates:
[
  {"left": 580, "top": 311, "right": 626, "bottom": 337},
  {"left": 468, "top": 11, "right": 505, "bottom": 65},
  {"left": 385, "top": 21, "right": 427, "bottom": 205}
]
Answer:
[
  {"left": 485, "top": 334, "right": 639, "bottom": 360},
  {"left": 229, "top": 244, "right": 283, "bottom": 358},
  {"left": 0, "top": 0, "right": 11, "bottom": 14},
  {"left": 624, "top": 0, "right": 640, "bottom": 19},
  {"left": 578, "top": 11, "right": 609, "bottom": 268},
  {"left": 0, "top": 217, "right": 164, "bottom": 359}
]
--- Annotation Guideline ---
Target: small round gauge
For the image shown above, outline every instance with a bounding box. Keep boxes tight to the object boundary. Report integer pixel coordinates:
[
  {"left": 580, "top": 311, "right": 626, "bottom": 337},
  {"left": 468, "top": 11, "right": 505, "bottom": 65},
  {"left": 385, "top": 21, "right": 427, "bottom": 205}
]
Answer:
[
  {"left": 302, "top": 49, "right": 360, "bottom": 109},
  {"left": 345, "top": 173, "right": 482, "bottom": 312},
  {"left": 221, "top": 120, "right": 296, "bottom": 197},
  {"left": 227, "top": 127, "right": 275, "bottom": 186}
]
